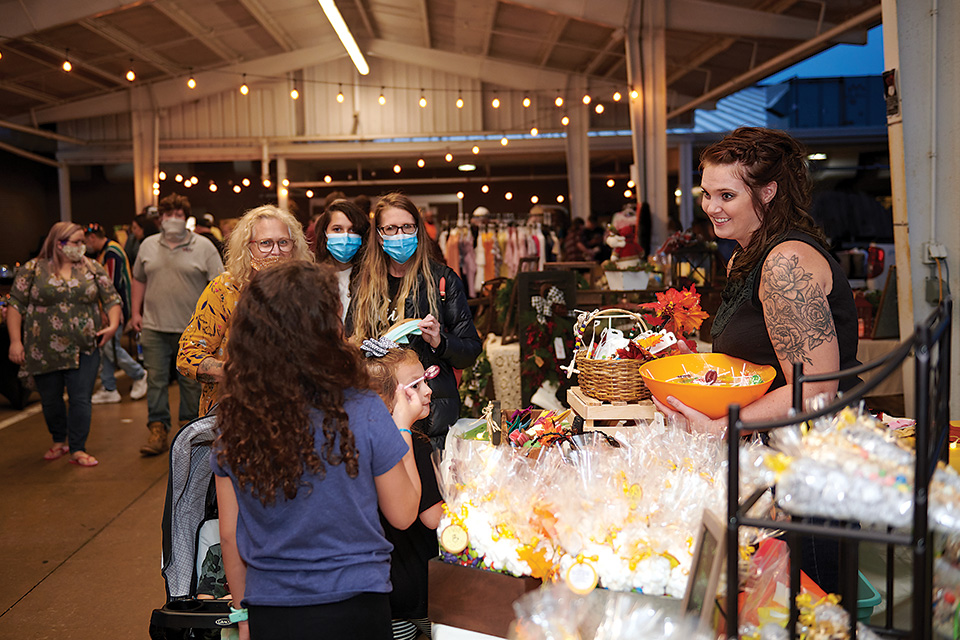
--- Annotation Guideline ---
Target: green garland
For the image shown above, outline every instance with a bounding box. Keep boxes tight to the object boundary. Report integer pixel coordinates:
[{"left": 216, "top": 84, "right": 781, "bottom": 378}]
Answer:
[{"left": 459, "top": 350, "right": 492, "bottom": 418}]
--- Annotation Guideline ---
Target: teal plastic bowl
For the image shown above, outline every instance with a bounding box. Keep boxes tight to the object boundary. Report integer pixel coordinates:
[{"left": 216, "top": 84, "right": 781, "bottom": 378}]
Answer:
[{"left": 857, "top": 571, "right": 882, "bottom": 623}]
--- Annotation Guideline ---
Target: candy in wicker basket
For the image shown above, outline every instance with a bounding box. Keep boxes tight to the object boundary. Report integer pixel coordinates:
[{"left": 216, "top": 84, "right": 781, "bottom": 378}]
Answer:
[{"left": 574, "top": 308, "right": 651, "bottom": 403}]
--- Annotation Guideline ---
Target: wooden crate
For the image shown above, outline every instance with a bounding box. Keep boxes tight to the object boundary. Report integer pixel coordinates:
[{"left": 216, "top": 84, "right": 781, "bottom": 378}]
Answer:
[
  {"left": 428, "top": 558, "right": 541, "bottom": 638},
  {"left": 567, "top": 386, "right": 656, "bottom": 434}
]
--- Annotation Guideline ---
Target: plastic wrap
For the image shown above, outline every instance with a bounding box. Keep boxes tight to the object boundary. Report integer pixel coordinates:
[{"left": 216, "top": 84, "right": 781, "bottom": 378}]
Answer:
[{"left": 508, "top": 584, "right": 714, "bottom": 640}]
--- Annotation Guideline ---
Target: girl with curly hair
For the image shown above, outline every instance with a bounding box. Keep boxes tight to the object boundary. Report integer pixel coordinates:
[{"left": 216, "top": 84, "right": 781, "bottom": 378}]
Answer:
[
  {"left": 212, "top": 262, "right": 423, "bottom": 640},
  {"left": 655, "top": 127, "right": 860, "bottom": 436}
]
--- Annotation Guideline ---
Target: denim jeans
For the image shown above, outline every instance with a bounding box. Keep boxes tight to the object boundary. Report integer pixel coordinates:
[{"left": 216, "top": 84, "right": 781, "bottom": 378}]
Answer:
[
  {"left": 99, "top": 321, "right": 145, "bottom": 391},
  {"left": 33, "top": 350, "right": 101, "bottom": 453},
  {"left": 140, "top": 328, "right": 201, "bottom": 431}
]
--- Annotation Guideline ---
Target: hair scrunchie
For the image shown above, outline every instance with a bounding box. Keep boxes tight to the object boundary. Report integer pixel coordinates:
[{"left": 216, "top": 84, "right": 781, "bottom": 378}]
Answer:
[{"left": 360, "top": 337, "right": 401, "bottom": 358}]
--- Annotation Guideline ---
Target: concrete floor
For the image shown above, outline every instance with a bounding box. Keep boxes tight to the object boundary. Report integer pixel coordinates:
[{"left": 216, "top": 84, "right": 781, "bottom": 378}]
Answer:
[{"left": 0, "top": 376, "right": 174, "bottom": 640}]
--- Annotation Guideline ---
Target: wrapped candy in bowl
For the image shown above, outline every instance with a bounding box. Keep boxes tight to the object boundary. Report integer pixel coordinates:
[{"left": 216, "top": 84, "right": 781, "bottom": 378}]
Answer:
[{"left": 639, "top": 353, "right": 775, "bottom": 419}]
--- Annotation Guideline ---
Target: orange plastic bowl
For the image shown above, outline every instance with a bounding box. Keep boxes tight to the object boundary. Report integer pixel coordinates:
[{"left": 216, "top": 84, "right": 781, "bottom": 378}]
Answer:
[{"left": 638, "top": 353, "right": 776, "bottom": 419}]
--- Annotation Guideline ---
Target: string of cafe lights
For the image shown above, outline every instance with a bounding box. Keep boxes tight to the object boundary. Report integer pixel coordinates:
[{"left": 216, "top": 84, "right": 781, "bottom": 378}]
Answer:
[{"left": 1, "top": 37, "right": 639, "bottom": 205}]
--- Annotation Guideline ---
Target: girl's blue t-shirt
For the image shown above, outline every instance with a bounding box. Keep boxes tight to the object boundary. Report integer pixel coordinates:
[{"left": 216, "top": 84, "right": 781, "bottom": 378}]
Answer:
[{"left": 211, "top": 389, "right": 409, "bottom": 607}]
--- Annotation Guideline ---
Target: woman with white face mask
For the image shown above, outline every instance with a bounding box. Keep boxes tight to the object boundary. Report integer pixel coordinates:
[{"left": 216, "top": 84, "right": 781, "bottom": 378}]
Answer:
[
  {"left": 347, "top": 192, "right": 482, "bottom": 450},
  {"left": 313, "top": 199, "right": 370, "bottom": 321},
  {"left": 6, "top": 222, "right": 121, "bottom": 467},
  {"left": 177, "top": 205, "right": 313, "bottom": 416}
]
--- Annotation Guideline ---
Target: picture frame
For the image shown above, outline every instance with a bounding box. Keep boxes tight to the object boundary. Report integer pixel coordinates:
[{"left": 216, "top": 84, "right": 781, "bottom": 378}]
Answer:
[{"left": 682, "top": 508, "right": 727, "bottom": 635}]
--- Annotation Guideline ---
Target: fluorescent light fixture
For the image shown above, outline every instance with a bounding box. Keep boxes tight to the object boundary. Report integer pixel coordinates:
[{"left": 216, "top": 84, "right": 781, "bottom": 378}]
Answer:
[
  {"left": 458, "top": 164, "right": 476, "bottom": 172},
  {"left": 807, "top": 153, "right": 827, "bottom": 161},
  {"left": 318, "top": 0, "right": 369, "bottom": 75}
]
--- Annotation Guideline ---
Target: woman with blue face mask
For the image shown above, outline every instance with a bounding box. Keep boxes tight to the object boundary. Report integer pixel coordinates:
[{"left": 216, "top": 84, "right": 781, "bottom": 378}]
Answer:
[
  {"left": 314, "top": 199, "right": 370, "bottom": 321},
  {"left": 347, "top": 193, "right": 481, "bottom": 451}
]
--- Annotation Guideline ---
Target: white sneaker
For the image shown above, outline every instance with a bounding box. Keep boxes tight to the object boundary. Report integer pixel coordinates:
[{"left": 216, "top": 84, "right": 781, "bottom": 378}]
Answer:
[
  {"left": 130, "top": 372, "right": 148, "bottom": 400},
  {"left": 91, "top": 388, "right": 122, "bottom": 404}
]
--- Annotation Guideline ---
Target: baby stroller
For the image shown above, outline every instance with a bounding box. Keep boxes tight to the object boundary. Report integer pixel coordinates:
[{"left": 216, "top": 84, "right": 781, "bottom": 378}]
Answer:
[{"left": 149, "top": 408, "right": 237, "bottom": 639}]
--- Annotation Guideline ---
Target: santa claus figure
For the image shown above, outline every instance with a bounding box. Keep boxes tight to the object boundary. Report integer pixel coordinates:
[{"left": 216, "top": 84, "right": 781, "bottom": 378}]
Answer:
[{"left": 605, "top": 204, "right": 645, "bottom": 267}]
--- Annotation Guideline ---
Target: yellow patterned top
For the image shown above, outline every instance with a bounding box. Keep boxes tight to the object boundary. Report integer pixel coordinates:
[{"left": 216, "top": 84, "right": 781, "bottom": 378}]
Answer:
[{"left": 176, "top": 273, "right": 241, "bottom": 416}]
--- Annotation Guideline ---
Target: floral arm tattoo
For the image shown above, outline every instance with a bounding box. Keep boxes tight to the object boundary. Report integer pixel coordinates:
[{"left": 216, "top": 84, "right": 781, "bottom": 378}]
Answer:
[
  {"left": 760, "top": 252, "right": 837, "bottom": 366},
  {"left": 197, "top": 357, "right": 224, "bottom": 384}
]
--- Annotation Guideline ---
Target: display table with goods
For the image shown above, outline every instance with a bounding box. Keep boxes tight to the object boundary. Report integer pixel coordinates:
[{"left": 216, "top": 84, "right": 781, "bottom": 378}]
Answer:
[{"left": 728, "top": 298, "right": 954, "bottom": 640}]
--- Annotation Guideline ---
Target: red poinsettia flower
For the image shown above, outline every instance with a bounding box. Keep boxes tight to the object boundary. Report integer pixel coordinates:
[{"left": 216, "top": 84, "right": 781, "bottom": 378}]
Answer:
[{"left": 640, "top": 285, "right": 709, "bottom": 338}]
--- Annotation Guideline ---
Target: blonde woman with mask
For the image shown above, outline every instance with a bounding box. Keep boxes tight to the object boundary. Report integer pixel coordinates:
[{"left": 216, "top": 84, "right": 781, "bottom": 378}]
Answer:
[{"left": 177, "top": 205, "right": 313, "bottom": 420}]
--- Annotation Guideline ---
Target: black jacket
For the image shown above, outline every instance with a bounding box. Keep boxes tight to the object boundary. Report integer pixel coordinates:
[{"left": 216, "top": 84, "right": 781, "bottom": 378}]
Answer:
[{"left": 347, "top": 261, "right": 482, "bottom": 448}]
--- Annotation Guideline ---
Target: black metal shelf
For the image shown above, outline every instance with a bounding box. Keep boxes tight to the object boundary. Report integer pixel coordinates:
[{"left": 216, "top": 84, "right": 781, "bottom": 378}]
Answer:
[{"left": 724, "top": 298, "right": 952, "bottom": 639}]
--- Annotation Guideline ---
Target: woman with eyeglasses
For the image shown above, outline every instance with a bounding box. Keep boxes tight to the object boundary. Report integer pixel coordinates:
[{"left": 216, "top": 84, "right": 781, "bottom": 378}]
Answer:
[
  {"left": 177, "top": 205, "right": 313, "bottom": 416},
  {"left": 348, "top": 192, "right": 481, "bottom": 449},
  {"left": 313, "top": 199, "right": 370, "bottom": 321},
  {"left": 6, "top": 222, "right": 121, "bottom": 467}
]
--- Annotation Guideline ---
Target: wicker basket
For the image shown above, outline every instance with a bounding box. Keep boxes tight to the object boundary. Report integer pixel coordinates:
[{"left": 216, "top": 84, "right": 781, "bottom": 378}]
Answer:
[{"left": 574, "top": 308, "right": 651, "bottom": 403}]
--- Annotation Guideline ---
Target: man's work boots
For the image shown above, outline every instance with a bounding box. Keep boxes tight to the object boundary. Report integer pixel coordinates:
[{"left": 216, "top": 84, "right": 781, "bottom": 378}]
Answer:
[{"left": 140, "top": 421, "right": 169, "bottom": 456}]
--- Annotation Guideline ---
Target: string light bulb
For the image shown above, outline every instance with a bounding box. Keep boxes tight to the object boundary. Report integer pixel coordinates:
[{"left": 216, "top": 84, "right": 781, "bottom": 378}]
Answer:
[
  {"left": 158, "top": 171, "right": 167, "bottom": 181},
  {"left": 305, "top": 189, "right": 314, "bottom": 198},
  {"left": 280, "top": 187, "right": 288, "bottom": 197},
  {"left": 209, "top": 182, "right": 218, "bottom": 192},
  {"left": 561, "top": 116, "right": 569, "bottom": 126},
  {"left": 555, "top": 95, "right": 563, "bottom": 107},
  {"left": 595, "top": 103, "right": 604, "bottom": 114},
  {"left": 613, "top": 91, "right": 622, "bottom": 102},
  {"left": 472, "top": 145, "right": 480, "bottom": 155},
  {"left": 531, "top": 195, "right": 539, "bottom": 204},
  {"left": 336, "top": 83, "right": 344, "bottom": 103},
  {"left": 627, "top": 179, "right": 635, "bottom": 188},
  {"left": 607, "top": 179, "right": 615, "bottom": 188},
  {"left": 126, "top": 59, "right": 136, "bottom": 82},
  {"left": 491, "top": 97, "right": 500, "bottom": 109},
  {"left": 324, "top": 175, "right": 332, "bottom": 183},
  {"left": 444, "top": 153, "right": 453, "bottom": 162},
  {"left": 153, "top": 182, "right": 160, "bottom": 190},
  {"left": 62, "top": 49, "right": 72, "bottom": 72},
  {"left": 456, "top": 91, "right": 464, "bottom": 109},
  {"left": 630, "top": 89, "right": 639, "bottom": 100},
  {"left": 240, "top": 75, "right": 249, "bottom": 95},
  {"left": 262, "top": 178, "right": 271, "bottom": 187},
  {"left": 417, "top": 158, "right": 425, "bottom": 168},
  {"left": 174, "top": 174, "right": 183, "bottom": 183},
  {"left": 233, "top": 185, "right": 241, "bottom": 193},
  {"left": 419, "top": 89, "right": 427, "bottom": 108},
  {"left": 500, "top": 136, "right": 508, "bottom": 146},
  {"left": 522, "top": 96, "right": 531, "bottom": 108},
  {"left": 624, "top": 189, "right": 632, "bottom": 198},
  {"left": 504, "top": 192, "right": 513, "bottom": 201},
  {"left": 153, "top": 188, "right": 160, "bottom": 196},
  {"left": 282, "top": 178, "right": 289, "bottom": 187},
  {"left": 290, "top": 85, "right": 299, "bottom": 100},
  {"left": 187, "top": 69, "right": 196, "bottom": 89},
  {"left": 456, "top": 191, "right": 464, "bottom": 200},
  {"left": 530, "top": 127, "right": 538, "bottom": 136},
  {"left": 242, "top": 178, "right": 251, "bottom": 187},
  {"left": 557, "top": 195, "right": 565, "bottom": 203},
  {"left": 393, "top": 164, "right": 401, "bottom": 174},
  {"left": 582, "top": 94, "right": 592, "bottom": 105},
  {"left": 481, "top": 184, "right": 489, "bottom": 193},
  {"left": 378, "top": 87, "right": 386, "bottom": 106}
]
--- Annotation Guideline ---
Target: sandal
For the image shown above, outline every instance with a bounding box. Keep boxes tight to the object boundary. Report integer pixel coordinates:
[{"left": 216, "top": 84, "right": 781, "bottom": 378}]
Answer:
[
  {"left": 69, "top": 452, "right": 99, "bottom": 467},
  {"left": 43, "top": 444, "right": 70, "bottom": 461}
]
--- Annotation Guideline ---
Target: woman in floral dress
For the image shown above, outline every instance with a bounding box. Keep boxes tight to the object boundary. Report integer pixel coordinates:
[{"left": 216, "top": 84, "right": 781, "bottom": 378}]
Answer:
[{"left": 6, "top": 222, "right": 121, "bottom": 467}]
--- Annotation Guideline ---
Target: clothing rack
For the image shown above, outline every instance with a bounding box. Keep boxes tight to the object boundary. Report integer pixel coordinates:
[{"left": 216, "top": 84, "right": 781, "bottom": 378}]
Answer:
[{"left": 725, "top": 297, "right": 952, "bottom": 639}]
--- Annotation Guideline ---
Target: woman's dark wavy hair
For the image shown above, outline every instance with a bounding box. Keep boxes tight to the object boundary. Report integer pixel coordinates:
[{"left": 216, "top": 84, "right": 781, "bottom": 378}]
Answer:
[
  {"left": 700, "top": 127, "right": 826, "bottom": 281},
  {"left": 216, "top": 260, "right": 371, "bottom": 506},
  {"left": 313, "top": 198, "right": 371, "bottom": 266}
]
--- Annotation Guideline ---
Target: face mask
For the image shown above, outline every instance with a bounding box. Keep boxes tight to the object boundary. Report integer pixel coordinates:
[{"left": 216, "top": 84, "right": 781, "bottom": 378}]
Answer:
[
  {"left": 326, "top": 233, "right": 362, "bottom": 263},
  {"left": 161, "top": 217, "right": 187, "bottom": 237},
  {"left": 61, "top": 244, "right": 85, "bottom": 262},
  {"left": 381, "top": 232, "right": 418, "bottom": 264},
  {"left": 249, "top": 253, "right": 285, "bottom": 271}
]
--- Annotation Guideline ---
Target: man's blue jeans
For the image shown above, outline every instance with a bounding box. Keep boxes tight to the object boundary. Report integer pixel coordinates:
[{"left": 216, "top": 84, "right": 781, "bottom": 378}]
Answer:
[
  {"left": 99, "top": 321, "right": 145, "bottom": 391},
  {"left": 140, "top": 328, "right": 200, "bottom": 431},
  {"left": 33, "top": 350, "right": 100, "bottom": 453}
]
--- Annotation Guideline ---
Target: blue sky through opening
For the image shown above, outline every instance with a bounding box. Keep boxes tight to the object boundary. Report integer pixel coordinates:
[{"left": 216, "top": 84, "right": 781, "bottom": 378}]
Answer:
[{"left": 760, "top": 24, "right": 884, "bottom": 84}]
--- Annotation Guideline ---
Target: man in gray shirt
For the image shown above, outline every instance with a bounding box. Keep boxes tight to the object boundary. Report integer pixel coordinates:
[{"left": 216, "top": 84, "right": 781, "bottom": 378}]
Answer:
[{"left": 131, "top": 193, "right": 223, "bottom": 455}]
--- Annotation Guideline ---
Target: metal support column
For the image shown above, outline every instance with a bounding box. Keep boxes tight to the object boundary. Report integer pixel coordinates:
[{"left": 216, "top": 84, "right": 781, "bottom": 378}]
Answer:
[
  {"left": 564, "top": 75, "right": 591, "bottom": 221},
  {"left": 57, "top": 162, "right": 71, "bottom": 222},
  {"left": 277, "top": 156, "right": 288, "bottom": 210}
]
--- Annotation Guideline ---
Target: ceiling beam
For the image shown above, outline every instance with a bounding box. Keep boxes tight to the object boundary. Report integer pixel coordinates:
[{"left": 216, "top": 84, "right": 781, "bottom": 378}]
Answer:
[
  {"left": 0, "top": 118, "right": 88, "bottom": 144},
  {"left": 480, "top": 1, "right": 499, "bottom": 57},
  {"left": 510, "top": 0, "right": 864, "bottom": 44},
  {"left": 584, "top": 30, "right": 623, "bottom": 75},
  {"left": 418, "top": 0, "right": 432, "bottom": 49},
  {"left": 668, "top": 4, "right": 882, "bottom": 119},
  {"left": 366, "top": 39, "right": 575, "bottom": 93},
  {"left": 0, "top": 80, "right": 61, "bottom": 105},
  {"left": 236, "top": 0, "right": 298, "bottom": 51},
  {"left": 352, "top": 0, "right": 378, "bottom": 39},
  {"left": 152, "top": 0, "right": 241, "bottom": 63},
  {"left": 5, "top": 42, "right": 116, "bottom": 90},
  {"left": 26, "top": 41, "right": 347, "bottom": 125},
  {"left": 78, "top": 18, "right": 184, "bottom": 76},
  {"left": 2, "top": 0, "right": 148, "bottom": 39},
  {"left": 537, "top": 15, "right": 569, "bottom": 67}
]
